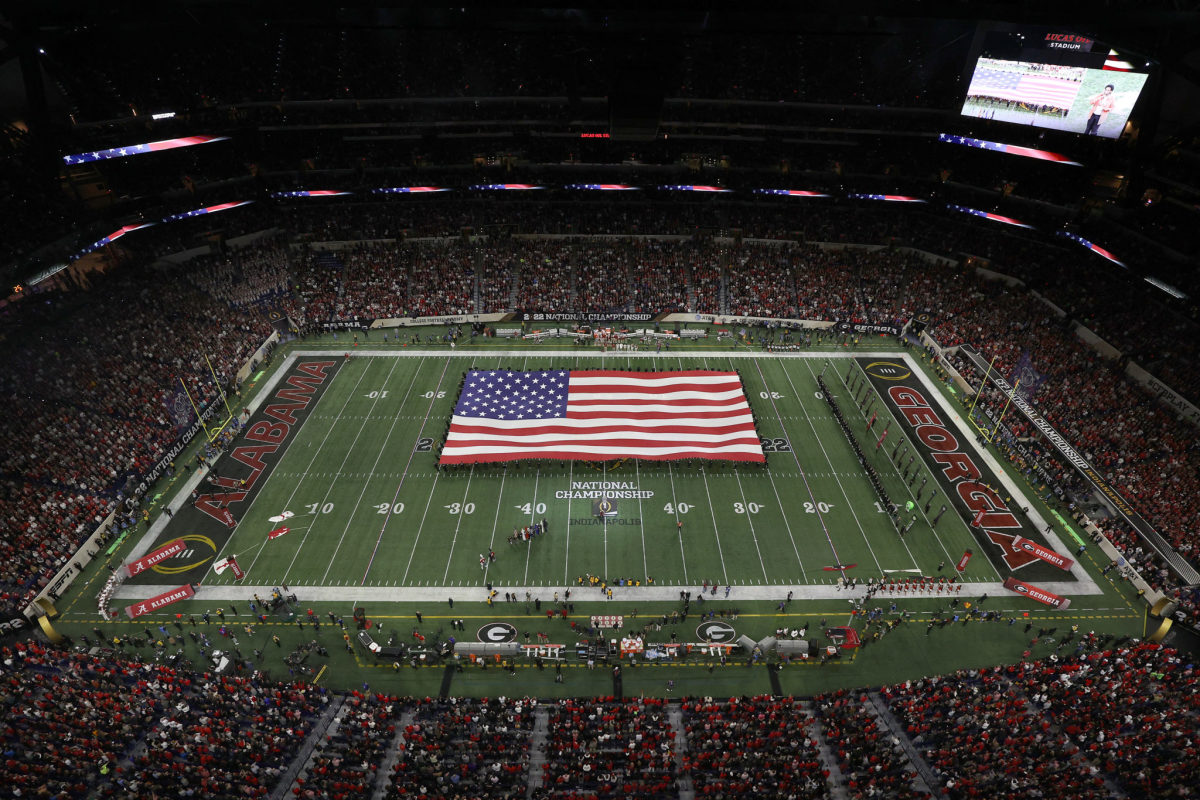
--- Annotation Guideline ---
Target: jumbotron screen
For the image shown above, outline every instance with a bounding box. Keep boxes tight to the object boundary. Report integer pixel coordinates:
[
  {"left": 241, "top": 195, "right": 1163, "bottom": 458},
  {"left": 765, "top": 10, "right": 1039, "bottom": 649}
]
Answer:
[{"left": 961, "top": 27, "right": 1149, "bottom": 139}]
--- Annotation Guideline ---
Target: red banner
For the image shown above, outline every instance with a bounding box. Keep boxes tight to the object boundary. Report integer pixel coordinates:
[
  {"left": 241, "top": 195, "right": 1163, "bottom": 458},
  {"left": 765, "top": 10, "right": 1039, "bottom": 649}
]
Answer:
[
  {"left": 956, "top": 549, "right": 973, "bottom": 572},
  {"left": 1003, "top": 576, "right": 1072, "bottom": 609},
  {"left": 229, "top": 559, "right": 244, "bottom": 580},
  {"left": 822, "top": 563, "right": 858, "bottom": 571},
  {"left": 267, "top": 526, "right": 290, "bottom": 540},
  {"left": 986, "top": 531, "right": 1074, "bottom": 571},
  {"left": 124, "top": 538, "right": 186, "bottom": 578},
  {"left": 124, "top": 583, "right": 196, "bottom": 619}
]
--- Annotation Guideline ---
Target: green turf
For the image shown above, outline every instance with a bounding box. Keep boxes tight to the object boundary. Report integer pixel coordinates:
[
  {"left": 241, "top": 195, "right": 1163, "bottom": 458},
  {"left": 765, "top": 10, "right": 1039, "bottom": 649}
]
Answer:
[
  {"left": 50, "top": 330, "right": 1146, "bottom": 697},
  {"left": 193, "top": 350, "right": 973, "bottom": 591}
]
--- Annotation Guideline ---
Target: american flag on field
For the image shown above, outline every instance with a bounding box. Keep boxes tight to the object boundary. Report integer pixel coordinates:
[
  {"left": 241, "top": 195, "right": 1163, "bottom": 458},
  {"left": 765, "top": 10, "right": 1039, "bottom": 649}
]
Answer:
[
  {"left": 439, "top": 369, "right": 765, "bottom": 464},
  {"left": 966, "top": 61, "right": 1082, "bottom": 109}
]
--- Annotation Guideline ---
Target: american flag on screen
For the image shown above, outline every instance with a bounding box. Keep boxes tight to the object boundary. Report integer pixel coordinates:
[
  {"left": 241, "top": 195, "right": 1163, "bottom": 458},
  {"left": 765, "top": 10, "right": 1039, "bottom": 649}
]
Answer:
[
  {"left": 966, "top": 63, "right": 1082, "bottom": 108},
  {"left": 439, "top": 369, "right": 765, "bottom": 464}
]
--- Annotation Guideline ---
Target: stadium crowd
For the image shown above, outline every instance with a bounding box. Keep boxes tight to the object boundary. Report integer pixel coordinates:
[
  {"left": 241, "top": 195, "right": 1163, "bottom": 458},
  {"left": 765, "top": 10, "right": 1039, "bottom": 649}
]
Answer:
[
  {"left": 0, "top": 270, "right": 273, "bottom": 617},
  {"left": 4, "top": 207, "right": 1200, "bottom": 625},
  {"left": 4, "top": 638, "right": 1195, "bottom": 799},
  {"left": 292, "top": 692, "right": 397, "bottom": 800},
  {"left": 0, "top": 640, "right": 326, "bottom": 800},
  {"left": 681, "top": 696, "right": 832, "bottom": 799},
  {"left": 541, "top": 698, "right": 677, "bottom": 799},
  {"left": 813, "top": 691, "right": 927, "bottom": 799},
  {"left": 881, "top": 642, "right": 1198, "bottom": 800},
  {"left": 391, "top": 696, "right": 534, "bottom": 800}
]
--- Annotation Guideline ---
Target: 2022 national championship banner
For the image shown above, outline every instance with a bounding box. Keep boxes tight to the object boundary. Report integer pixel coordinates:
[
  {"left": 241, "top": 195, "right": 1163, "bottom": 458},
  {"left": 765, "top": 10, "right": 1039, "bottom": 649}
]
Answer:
[{"left": 439, "top": 369, "right": 765, "bottom": 464}]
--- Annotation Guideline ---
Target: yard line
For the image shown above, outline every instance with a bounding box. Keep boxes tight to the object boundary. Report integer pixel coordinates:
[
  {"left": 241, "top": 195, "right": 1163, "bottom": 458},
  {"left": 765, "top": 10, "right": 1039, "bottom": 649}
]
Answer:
[
  {"left": 787, "top": 359, "right": 893, "bottom": 573},
  {"left": 762, "top": 465, "right": 808, "bottom": 581},
  {"left": 836, "top": 359, "right": 962, "bottom": 572},
  {"left": 731, "top": 468, "right": 769, "bottom": 581},
  {"left": 654, "top": 354, "right": 689, "bottom": 584},
  {"left": 697, "top": 452, "right": 730, "bottom": 585},
  {"left": 563, "top": 461, "right": 573, "bottom": 584},
  {"left": 359, "top": 357, "right": 452, "bottom": 584},
  {"left": 403, "top": 470, "right": 442, "bottom": 583},
  {"left": 602, "top": 461, "right": 608, "bottom": 578},
  {"left": 440, "top": 466, "right": 475, "bottom": 582},
  {"left": 806, "top": 359, "right": 921, "bottom": 569},
  {"left": 745, "top": 356, "right": 855, "bottom": 579},
  {"left": 666, "top": 462, "right": 689, "bottom": 584},
  {"left": 726, "top": 357, "right": 807, "bottom": 581},
  {"left": 482, "top": 469, "right": 508, "bottom": 586},
  {"left": 678, "top": 353, "right": 731, "bottom": 584},
  {"left": 319, "top": 357, "right": 414, "bottom": 582},
  {"left": 634, "top": 457, "right": 649, "bottom": 582},
  {"left": 522, "top": 468, "right": 541, "bottom": 585},
  {"left": 283, "top": 358, "right": 404, "bottom": 582},
  {"left": 230, "top": 358, "right": 364, "bottom": 582}
]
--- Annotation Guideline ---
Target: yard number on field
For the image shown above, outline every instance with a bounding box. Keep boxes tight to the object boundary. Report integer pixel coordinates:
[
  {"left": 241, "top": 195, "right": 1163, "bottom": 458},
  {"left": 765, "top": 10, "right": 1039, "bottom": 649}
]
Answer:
[
  {"left": 734, "top": 502, "right": 762, "bottom": 514},
  {"left": 375, "top": 502, "right": 406, "bottom": 514},
  {"left": 446, "top": 502, "right": 475, "bottom": 515},
  {"left": 516, "top": 503, "right": 547, "bottom": 514},
  {"left": 306, "top": 502, "right": 335, "bottom": 514},
  {"left": 663, "top": 502, "right": 695, "bottom": 514}
]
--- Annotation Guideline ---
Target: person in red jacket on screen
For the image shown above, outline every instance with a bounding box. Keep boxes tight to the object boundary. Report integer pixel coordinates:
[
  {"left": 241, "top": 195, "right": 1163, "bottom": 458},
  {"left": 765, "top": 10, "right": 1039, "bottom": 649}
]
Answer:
[{"left": 1084, "top": 84, "right": 1116, "bottom": 135}]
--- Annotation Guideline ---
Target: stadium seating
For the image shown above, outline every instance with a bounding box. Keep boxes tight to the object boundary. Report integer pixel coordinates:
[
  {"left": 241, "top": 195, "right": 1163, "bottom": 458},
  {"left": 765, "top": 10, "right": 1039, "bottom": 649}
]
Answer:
[
  {"left": 542, "top": 698, "right": 677, "bottom": 799},
  {"left": 682, "top": 697, "right": 832, "bottom": 798},
  {"left": 4, "top": 640, "right": 1195, "bottom": 798},
  {"left": 391, "top": 697, "right": 534, "bottom": 799},
  {"left": 4, "top": 213, "right": 1200, "bottom": 624}
]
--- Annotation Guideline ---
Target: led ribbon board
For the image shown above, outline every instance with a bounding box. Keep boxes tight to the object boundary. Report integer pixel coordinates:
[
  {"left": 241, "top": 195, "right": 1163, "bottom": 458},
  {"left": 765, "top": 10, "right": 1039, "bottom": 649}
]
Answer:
[
  {"left": 1055, "top": 231, "right": 1124, "bottom": 266},
  {"left": 753, "top": 189, "right": 831, "bottom": 197},
  {"left": 659, "top": 185, "right": 732, "bottom": 192},
  {"left": 938, "top": 133, "right": 1082, "bottom": 165},
  {"left": 372, "top": 187, "right": 451, "bottom": 194},
  {"left": 564, "top": 184, "right": 639, "bottom": 190},
  {"left": 72, "top": 222, "right": 157, "bottom": 259},
  {"left": 270, "top": 190, "right": 352, "bottom": 198},
  {"left": 947, "top": 204, "right": 1035, "bottom": 229},
  {"left": 63, "top": 135, "right": 229, "bottom": 165},
  {"left": 847, "top": 194, "right": 927, "bottom": 203},
  {"left": 162, "top": 201, "right": 254, "bottom": 221},
  {"left": 469, "top": 184, "right": 544, "bottom": 190}
]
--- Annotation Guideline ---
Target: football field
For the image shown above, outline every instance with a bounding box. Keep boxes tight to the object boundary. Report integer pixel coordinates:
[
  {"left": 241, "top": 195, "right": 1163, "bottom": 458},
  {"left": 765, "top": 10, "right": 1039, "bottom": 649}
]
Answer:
[{"left": 121, "top": 347, "right": 1096, "bottom": 601}]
